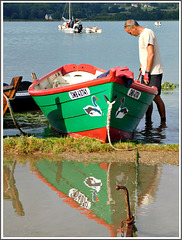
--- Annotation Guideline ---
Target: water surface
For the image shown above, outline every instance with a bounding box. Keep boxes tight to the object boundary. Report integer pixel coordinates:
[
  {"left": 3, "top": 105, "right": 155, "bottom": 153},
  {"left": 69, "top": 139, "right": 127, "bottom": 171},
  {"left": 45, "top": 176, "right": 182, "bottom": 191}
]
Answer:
[
  {"left": 3, "top": 157, "right": 179, "bottom": 238},
  {"left": 2, "top": 20, "right": 180, "bottom": 238},
  {"left": 3, "top": 21, "right": 179, "bottom": 144},
  {"left": 3, "top": 21, "right": 179, "bottom": 84}
]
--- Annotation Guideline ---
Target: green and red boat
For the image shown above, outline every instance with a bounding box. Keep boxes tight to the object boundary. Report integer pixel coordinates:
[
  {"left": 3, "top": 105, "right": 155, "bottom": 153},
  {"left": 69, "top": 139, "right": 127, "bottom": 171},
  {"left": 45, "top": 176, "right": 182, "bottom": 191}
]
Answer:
[{"left": 28, "top": 63, "right": 158, "bottom": 143}]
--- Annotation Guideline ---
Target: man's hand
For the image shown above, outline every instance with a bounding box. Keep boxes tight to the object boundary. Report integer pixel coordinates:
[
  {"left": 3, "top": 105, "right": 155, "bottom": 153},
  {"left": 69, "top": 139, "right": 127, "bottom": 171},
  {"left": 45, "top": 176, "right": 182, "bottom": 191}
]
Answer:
[
  {"left": 144, "top": 71, "right": 149, "bottom": 84},
  {"left": 139, "top": 67, "right": 142, "bottom": 74}
]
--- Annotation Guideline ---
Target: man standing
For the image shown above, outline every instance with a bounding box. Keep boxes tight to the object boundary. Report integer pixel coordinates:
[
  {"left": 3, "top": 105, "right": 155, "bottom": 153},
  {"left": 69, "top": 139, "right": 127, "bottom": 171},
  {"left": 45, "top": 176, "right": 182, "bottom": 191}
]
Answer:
[{"left": 124, "top": 19, "right": 166, "bottom": 124}]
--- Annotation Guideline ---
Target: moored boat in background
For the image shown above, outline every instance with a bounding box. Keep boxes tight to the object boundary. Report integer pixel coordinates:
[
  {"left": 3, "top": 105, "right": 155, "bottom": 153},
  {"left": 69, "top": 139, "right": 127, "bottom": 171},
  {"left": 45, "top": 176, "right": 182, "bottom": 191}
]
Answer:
[
  {"left": 154, "top": 21, "right": 162, "bottom": 26},
  {"left": 3, "top": 81, "right": 39, "bottom": 113},
  {"left": 58, "top": 3, "right": 83, "bottom": 33},
  {"left": 3, "top": 76, "right": 22, "bottom": 116},
  {"left": 28, "top": 63, "right": 158, "bottom": 143},
  {"left": 83, "top": 26, "right": 102, "bottom": 33}
]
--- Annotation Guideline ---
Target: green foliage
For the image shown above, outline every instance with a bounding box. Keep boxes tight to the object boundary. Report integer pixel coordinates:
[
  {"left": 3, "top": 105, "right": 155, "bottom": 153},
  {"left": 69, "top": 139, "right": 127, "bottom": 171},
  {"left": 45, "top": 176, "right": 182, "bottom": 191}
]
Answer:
[
  {"left": 3, "top": 2, "right": 179, "bottom": 21},
  {"left": 161, "top": 81, "right": 177, "bottom": 91}
]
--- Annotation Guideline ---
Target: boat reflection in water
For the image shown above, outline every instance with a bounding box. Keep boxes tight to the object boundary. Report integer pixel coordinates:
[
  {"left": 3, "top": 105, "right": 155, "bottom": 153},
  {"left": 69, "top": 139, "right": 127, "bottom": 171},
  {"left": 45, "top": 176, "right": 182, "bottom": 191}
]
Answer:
[
  {"left": 3, "top": 159, "right": 162, "bottom": 237},
  {"left": 25, "top": 159, "right": 162, "bottom": 237}
]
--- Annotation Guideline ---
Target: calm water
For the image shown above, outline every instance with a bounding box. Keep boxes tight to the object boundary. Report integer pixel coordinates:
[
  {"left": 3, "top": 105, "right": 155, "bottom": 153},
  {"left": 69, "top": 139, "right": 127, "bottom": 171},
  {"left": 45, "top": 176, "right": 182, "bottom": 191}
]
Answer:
[
  {"left": 3, "top": 157, "right": 179, "bottom": 238},
  {"left": 3, "top": 21, "right": 179, "bottom": 84},
  {"left": 2, "top": 21, "right": 180, "bottom": 238},
  {"left": 3, "top": 21, "right": 180, "bottom": 144}
]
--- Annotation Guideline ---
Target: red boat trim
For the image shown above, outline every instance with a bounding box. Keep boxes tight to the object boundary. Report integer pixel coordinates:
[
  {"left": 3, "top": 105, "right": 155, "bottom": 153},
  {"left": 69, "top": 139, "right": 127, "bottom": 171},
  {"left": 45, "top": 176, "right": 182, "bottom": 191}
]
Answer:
[
  {"left": 51, "top": 126, "right": 133, "bottom": 143},
  {"left": 61, "top": 63, "right": 97, "bottom": 76},
  {"left": 28, "top": 64, "right": 158, "bottom": 96},
  {"left": 131, "top": 80, "right": 158, "bottom": 95}
]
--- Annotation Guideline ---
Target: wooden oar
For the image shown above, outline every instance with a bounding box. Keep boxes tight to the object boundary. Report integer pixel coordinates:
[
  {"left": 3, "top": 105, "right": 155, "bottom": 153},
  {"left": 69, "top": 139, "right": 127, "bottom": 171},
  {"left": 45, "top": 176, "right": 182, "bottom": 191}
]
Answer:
[{"left": 136, "top": 71, "right": 141, "bottom": 81}]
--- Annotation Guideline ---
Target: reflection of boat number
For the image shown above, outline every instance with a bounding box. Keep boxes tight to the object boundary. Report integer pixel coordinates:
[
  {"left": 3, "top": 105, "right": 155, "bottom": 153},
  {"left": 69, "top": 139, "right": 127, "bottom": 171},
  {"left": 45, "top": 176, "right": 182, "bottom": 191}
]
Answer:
[
  {"left": 69, "top": 188, "right": 91, "bottom": 209},
  {"left": 127, "top": 88, "right": 141, "bottom": 100}
]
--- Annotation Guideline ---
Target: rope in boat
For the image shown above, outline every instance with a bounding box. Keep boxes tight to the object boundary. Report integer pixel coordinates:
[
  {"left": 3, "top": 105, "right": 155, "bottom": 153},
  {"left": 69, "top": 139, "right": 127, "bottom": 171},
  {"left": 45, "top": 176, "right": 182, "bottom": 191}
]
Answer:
[
  {"left": 104, "top": 94, "right": 137, "bottom": 151},
  {"left": 3, "top": 93, "right": 27, "bottom": 135}
]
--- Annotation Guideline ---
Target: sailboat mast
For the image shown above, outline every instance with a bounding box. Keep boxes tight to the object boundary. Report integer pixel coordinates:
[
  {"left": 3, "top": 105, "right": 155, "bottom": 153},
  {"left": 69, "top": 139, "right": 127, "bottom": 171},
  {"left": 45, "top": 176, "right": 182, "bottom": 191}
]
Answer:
[{"left": 69, "top": 2, "right": 71, "bottom": 21}]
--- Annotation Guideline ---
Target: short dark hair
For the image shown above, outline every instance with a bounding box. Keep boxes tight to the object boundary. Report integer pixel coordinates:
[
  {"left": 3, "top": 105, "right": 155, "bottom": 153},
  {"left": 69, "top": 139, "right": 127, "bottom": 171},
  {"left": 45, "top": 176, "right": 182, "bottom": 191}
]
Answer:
[{"left": 124, "top": 19, "right": 139, "bottom": 28}]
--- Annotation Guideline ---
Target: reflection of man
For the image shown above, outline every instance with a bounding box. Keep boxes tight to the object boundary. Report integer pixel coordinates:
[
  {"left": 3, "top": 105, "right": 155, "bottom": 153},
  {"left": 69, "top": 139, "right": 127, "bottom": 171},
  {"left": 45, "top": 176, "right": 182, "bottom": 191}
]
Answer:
[
  {"left": 3, "top": 162, "right": 25, "bottom": 216},
  {"left": 124, "top": 19, "right": 166, "bottom": 124}
]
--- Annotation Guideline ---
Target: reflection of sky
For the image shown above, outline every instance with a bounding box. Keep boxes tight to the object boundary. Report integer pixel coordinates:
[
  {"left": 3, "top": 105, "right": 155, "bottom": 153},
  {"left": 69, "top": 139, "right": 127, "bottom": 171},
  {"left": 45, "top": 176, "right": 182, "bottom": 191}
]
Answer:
[{"left": 137, "top": 165, "right": 179, "bottom": 237}]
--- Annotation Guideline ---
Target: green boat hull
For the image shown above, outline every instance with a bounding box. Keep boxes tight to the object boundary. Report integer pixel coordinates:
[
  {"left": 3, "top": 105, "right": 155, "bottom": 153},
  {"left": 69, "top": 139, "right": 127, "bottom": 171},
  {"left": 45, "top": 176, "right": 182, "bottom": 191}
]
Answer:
[
  {"left": 29, "top": 64, "right": 157, "bottom": 142},
  {"left": 32, "top": 82, "right": 155, "bottom": 141}
]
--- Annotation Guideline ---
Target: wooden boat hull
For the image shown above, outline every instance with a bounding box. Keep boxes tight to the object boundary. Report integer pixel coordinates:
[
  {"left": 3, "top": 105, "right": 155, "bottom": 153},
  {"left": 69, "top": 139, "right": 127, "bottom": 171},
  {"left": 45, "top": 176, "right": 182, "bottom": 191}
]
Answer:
[
  {"left": 4, "top": 81, "right": 39, "bottom": 113},
  {"left": 9, "top": 90, "right": 39, "bottom": 112},
  {"left": 3, "top": 76, "right": 22, "bottom": 116},
  {"left": 28, "top": 64, "right": 158, "bottom": 143}
]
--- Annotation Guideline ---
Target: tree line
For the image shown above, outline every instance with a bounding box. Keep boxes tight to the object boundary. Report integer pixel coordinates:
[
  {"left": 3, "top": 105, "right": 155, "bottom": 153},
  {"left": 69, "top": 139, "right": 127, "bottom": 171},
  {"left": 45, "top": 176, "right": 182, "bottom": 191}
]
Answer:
[{"left": 3, "top": 2, "right": 179, "bottom": 21}]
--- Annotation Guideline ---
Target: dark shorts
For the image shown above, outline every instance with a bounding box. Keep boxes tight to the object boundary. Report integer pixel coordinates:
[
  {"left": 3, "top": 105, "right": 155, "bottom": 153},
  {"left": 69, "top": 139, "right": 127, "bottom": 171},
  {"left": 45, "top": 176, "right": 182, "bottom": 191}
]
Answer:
[{"left": 141, "top": 74, "right": 163, "bottom": 95}]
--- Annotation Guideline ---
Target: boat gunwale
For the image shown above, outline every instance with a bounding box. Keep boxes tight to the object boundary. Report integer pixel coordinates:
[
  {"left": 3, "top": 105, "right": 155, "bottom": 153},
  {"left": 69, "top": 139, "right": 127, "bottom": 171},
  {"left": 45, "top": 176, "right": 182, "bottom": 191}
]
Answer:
[{"left": 28, "top": 64, "right": 158, "bottom": 97}]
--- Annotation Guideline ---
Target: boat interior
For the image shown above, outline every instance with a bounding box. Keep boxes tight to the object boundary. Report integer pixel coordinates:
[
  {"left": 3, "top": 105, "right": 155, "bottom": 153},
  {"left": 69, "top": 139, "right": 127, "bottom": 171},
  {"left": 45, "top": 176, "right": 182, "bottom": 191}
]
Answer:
[{"left": 34, "top": 64, "right": 104, "bottom": 90}]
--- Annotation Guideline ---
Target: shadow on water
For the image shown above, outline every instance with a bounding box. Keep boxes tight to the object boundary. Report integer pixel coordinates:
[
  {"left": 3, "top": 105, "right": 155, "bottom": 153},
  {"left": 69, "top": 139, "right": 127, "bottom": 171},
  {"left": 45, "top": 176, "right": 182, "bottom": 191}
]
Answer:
[
  {"left": 3, "top": 89, "right": 179, "bottom": 145},
  {"left": 3, "top": 111, "right": 48, "bottom": 129},
  {"left": 134, "top": 120, "right": 168, "bottom": 144},
  {"left": 3, "top": 111, "right": 48, "bottom": 137},
  {"left": 3, "top": 157, "right": 170, "bottom": 237},
  {"left": 3, "top": 110, "right": 169, "bottom": 144}
]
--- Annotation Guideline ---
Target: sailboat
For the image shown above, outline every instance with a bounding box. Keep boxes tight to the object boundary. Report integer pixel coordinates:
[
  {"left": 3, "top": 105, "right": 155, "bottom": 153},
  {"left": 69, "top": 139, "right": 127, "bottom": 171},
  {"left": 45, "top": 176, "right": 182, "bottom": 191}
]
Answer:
[{"left": 58, "top": 2, "right": 83, "bottom": 33}]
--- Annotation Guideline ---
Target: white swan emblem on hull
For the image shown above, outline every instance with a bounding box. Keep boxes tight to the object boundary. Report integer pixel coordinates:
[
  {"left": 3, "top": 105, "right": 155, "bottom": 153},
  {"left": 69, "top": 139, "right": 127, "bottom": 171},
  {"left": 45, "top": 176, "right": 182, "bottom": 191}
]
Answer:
[
  {"left": 84, "top": 96, "right": 102, "bottom": 116},
  {"left": 115, "top": 97, "right": 128, "bottom": 119}
]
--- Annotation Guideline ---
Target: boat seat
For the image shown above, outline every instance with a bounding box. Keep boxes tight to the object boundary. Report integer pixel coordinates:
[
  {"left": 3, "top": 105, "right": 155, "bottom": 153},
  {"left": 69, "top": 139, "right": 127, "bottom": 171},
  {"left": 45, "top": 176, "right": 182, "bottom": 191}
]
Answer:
[
  {"left": 39, "top": 79, "right": 52, "bottom": 89},
  {"left": 77, "top": 64, "right": 96, "bottom": 75},
  {"left": 61, "top": 63, "right": 96, "bottom": 76},
  {"left": 3, "top": 85, "right": 14, "bottom": 91},
  {"left": 62, "top": 71, "right": 96, "bottom": 84},
  {"left": 61, "top": 64, "right": 77, "bottom": 76}
]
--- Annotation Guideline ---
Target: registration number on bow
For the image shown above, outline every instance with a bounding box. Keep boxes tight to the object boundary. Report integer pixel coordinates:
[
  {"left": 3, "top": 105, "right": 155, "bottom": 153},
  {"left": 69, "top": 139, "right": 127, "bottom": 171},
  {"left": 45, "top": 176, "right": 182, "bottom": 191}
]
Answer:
[
  {"left": 69, "top": 88, "right": 90, "bottom": 100},
  {"left": 127, "top": 88, "right": 141, "bottom": 100}
]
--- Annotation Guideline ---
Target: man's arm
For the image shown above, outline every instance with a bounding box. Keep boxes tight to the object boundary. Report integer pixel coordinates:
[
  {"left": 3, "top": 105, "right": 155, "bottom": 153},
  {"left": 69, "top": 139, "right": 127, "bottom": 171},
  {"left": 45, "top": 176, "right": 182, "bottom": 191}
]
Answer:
[
  {"left": 146, "top": 44, "right": 154, "bottom": 72},
  {"left": 144, "top": 44, "right": 154, "bottom": 84}
]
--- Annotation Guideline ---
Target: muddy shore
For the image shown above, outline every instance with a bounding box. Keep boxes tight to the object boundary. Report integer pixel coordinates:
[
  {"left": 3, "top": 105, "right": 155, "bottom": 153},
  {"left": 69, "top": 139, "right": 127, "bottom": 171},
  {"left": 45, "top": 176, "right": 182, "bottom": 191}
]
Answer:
[
  {"left": 3, "top": 150, "right": 179, "bottom": 166},
  {"left": 61, "top": 150, "right": 179, "bottom": 165}
]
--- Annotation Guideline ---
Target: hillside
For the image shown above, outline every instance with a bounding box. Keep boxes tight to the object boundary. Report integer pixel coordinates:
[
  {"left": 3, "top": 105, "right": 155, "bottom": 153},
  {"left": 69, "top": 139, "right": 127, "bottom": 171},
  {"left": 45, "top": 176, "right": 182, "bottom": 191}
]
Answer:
[{"left": 3, "top": 2, "right": 179, "bottom": 21}]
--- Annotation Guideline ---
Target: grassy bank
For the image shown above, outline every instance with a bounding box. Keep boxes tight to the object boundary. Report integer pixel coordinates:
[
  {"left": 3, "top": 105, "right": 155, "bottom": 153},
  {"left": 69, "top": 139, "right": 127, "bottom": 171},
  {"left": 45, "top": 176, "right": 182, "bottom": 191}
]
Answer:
[{"left": 3, "top": 135, "right": 179, "bottom": 155}]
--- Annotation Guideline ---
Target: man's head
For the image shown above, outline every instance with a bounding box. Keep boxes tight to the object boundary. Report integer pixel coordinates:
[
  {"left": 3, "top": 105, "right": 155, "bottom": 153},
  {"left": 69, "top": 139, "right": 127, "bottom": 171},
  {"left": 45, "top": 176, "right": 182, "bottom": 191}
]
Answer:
[{"left": 124, "top": 19, "right": 141, "bottom": 37}]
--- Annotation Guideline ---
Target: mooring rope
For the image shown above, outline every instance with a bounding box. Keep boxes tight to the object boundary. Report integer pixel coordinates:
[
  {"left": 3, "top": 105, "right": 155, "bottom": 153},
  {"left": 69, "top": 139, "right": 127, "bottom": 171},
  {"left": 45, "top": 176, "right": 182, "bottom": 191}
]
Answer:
[
  {"left": 3, "top": 93, "right": 26, "bottom": 135},
  {"left": 104, "top": 94, "right": 137, "bottom": 152},
  {"left": 104, "top": 95, "right": 121, "bottom": 150}
]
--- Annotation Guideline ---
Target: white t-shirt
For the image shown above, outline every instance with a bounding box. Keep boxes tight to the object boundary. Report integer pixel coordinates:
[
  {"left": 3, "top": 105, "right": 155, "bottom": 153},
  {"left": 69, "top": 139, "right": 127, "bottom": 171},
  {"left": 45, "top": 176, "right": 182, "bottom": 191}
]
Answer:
[{"left": 139, "top": 28, "right": 163, "bottom": 75}]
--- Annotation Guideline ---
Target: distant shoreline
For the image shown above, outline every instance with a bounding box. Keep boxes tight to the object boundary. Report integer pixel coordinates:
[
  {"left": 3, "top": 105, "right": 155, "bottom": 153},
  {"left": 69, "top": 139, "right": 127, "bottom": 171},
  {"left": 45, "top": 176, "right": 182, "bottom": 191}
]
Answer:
[{"left": 3, "top": 20, "right": 179, "bottom": 22}]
